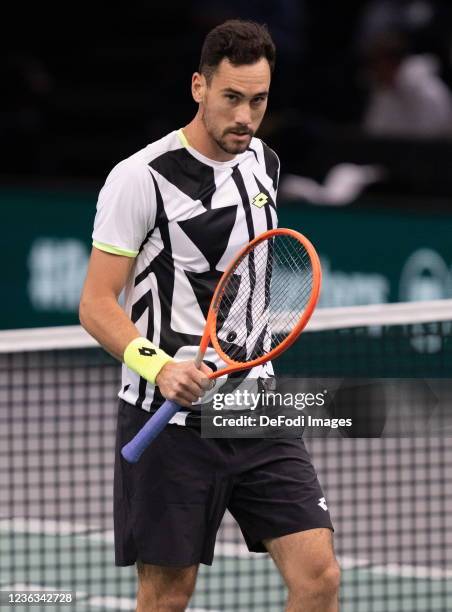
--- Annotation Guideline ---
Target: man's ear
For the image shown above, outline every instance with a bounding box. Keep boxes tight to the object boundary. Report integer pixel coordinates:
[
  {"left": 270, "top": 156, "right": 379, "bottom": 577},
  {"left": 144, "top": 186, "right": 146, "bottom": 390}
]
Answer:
[{"left": 192, "top": 72, "right": 207, "bottom": 103}]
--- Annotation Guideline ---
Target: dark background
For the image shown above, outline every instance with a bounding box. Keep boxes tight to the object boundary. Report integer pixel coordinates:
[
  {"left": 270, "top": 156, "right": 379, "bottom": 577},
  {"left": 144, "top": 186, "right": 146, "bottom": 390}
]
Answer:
[
  {"left": 3, "top": 0, "right": 452, "bottom": 199},
  {"left": 2, "top": 0, "right": 452, "bottom": 329}
]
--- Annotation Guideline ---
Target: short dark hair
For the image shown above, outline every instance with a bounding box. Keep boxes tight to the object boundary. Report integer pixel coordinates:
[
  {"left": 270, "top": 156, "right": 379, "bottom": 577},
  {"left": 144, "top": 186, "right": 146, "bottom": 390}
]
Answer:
[{"left": 199, "top": 19, "right": 276, "bottom": 83}]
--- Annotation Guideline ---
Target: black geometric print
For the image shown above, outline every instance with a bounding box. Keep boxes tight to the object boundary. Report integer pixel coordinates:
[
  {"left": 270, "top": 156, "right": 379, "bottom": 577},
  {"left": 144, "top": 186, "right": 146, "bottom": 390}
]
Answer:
[
  {"left": 178, "top": 205, "right": 238, "bottom": 270},
  {"left": 149, "top": 148, "right": 216, "bottom": 210},
  {"left": 184, "top": 269, "right": 223, "bottom": 320}
]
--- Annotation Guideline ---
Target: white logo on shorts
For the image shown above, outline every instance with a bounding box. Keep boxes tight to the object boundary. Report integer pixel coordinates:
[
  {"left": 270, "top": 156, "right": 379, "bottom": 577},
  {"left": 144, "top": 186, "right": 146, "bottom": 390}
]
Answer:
[{"left": 318, "top": 497, "right": 328, "bottom": 511}]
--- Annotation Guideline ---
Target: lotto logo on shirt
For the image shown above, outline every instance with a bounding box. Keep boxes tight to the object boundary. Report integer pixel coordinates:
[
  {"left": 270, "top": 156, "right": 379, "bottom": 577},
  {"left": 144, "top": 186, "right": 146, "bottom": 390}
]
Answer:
[{"left": 252, "top": 192, "right": 269, "bottom": 208}]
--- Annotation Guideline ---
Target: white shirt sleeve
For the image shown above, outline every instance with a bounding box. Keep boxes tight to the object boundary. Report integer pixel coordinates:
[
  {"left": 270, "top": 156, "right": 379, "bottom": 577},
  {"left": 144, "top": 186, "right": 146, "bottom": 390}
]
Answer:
[{"left": 92, "top": 159, "right": 156, "bottom": 257}]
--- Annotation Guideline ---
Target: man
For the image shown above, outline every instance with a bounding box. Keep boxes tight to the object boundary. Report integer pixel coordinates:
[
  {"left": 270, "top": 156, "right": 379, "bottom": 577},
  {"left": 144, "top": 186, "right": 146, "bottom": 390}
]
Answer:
[{"left": 80, "top": 19, "right": 340, "bottom": 612}]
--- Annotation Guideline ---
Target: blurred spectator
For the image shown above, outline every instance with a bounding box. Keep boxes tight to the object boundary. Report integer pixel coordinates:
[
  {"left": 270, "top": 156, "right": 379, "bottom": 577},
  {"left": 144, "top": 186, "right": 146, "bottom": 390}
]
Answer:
[
  {"left": 356, "top": 0, "right": 436, "bottom": 53},
  {"left": 363, "top": 33, "right": 452, "bottom": 137}
]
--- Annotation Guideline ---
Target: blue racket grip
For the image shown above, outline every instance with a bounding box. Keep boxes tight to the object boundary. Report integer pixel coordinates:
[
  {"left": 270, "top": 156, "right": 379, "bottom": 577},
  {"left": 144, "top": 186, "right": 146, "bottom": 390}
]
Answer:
[{"left": 121, "top": 399, "right": 181, "bottom": 463}]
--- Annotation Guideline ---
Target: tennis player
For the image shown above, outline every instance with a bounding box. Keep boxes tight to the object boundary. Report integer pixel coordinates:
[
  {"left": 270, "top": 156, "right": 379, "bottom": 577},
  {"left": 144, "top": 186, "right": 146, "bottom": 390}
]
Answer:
[{"left": 80, "top": 19, "right": 339, "bottom": 612}]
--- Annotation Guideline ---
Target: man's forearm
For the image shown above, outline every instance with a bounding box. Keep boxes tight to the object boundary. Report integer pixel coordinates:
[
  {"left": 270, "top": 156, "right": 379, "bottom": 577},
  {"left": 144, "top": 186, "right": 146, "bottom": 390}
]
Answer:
[{"left": 79, "top": 295, "right": 140, "bottom": 362}]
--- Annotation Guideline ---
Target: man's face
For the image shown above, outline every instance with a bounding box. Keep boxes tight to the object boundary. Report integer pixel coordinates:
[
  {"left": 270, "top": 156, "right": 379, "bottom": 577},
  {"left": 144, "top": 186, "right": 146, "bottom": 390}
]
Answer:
[{"left": 198, "top": 58, "right": 271, "bottom": 155}]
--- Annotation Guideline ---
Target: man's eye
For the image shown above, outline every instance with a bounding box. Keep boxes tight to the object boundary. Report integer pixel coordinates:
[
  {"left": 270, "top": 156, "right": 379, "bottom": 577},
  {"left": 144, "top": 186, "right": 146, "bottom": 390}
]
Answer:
[
  {"left": 252, "top": 97, "right": 265, "bottom": 105},
  {"left": 226, "top": 94, "right": 238, "bottom": 101}
]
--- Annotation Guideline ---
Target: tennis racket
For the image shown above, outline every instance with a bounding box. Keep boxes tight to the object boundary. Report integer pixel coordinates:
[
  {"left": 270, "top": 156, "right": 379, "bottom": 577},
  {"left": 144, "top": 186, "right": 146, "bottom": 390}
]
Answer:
[{"left": 121, "top": 228, "right": 321, "bottom": 463}]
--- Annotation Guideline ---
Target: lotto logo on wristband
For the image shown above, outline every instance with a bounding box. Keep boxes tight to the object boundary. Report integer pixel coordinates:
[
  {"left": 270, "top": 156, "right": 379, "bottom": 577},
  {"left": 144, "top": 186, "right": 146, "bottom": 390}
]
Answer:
[
  {"left": 124, "top": 337, "right": 173, "bottom": 386},
  {"left": 138, "top": 347, "right": 157, "bottom": 357}
]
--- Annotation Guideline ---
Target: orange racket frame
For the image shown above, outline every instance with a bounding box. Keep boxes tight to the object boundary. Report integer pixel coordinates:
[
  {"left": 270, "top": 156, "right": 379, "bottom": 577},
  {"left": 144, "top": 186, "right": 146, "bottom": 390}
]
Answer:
[{"left": 195, "top": 227, "right": 322, "bottom": 379}]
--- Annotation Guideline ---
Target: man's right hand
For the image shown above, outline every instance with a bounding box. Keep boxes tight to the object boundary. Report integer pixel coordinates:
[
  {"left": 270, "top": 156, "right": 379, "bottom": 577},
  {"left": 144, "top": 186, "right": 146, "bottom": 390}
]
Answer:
[{"left": 155, "top": 361, "right": 213, "bottom": 407}]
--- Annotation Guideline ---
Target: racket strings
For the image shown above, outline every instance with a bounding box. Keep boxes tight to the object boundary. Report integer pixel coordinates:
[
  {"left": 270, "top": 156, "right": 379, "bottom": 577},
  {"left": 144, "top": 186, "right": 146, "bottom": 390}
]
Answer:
[{"left": 215, "top": 235, "right": 314, "bottom": 363}]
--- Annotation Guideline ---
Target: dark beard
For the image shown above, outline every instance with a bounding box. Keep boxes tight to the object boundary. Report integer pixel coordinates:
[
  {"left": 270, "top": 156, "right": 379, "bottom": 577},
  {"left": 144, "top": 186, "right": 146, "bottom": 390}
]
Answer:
[
  {"left": 201, "top": 109, "right": 252, "bottom": 155},
  {"left": 214, "top": 133, "right": 251, "bottom": 154}
]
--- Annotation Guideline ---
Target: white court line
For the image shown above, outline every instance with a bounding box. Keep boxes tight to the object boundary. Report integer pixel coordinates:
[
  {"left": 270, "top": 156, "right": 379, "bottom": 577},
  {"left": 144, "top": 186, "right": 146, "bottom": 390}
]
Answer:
[
  {"left": 86, "top": 530, "right": 115, "bottom": 544},
  {"left": 337, "top": 556, "right": 371, "bottom": 570},
  {"left": 0, "top": 520, "right": 258, "bottom": 557},
  {"left": 84, "top": 596, "right": 217, "bottom": 612},
  {"left": 2, "top": 519, "right": 452, "bottom": 581},
  {"left": 0, "top": 518, "right": 96, "bottom": 536},
  {"left": 370, "top": 564, "right": 452, "bottom": 580}
]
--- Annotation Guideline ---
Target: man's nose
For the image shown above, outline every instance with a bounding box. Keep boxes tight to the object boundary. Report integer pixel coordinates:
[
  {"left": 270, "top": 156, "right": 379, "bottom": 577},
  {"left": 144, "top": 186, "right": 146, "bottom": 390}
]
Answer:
[{"left": 234, "top": 103, "right": 252, "bottom": 127}]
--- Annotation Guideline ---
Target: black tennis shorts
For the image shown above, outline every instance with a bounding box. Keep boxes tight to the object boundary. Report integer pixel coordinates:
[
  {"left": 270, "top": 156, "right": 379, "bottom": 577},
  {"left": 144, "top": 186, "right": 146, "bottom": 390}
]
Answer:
[{"left": 114, "top": 399, "right": 333, "bottom": 567}]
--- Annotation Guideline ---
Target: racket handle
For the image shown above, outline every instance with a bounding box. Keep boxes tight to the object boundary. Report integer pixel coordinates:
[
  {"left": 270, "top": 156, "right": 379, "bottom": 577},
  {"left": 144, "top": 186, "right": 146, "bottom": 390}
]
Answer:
[{"left": 121, "top": 400, "right": 181, "bottom": 463}]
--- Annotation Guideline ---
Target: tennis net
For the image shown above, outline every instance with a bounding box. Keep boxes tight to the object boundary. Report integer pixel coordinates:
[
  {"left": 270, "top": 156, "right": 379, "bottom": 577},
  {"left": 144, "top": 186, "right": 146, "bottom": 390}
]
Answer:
[{"left": 1, "top": 299, "right": 451, "bottom": 611}]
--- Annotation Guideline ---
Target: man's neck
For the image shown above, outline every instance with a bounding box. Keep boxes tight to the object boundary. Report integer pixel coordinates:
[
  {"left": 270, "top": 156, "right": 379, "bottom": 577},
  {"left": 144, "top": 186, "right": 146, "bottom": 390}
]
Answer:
[{"left": 182, "top": 115, "right": 237, "bottom": 162}]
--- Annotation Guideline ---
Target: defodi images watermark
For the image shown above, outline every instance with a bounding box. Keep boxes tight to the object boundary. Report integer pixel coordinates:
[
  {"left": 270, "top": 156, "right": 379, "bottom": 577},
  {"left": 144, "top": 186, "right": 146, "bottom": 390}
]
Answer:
[
  {"left": 199, "top": 378, "right": 452, "bottom": 438},
  {"left": 210, "top": 388, "right": 352, "bottom": 431}
]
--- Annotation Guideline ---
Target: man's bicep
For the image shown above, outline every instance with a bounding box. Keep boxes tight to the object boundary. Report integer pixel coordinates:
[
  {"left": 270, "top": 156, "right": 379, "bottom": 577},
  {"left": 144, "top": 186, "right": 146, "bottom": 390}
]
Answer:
[{"left": 82, "top": 247, "right": 135, "bottom": 300}]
